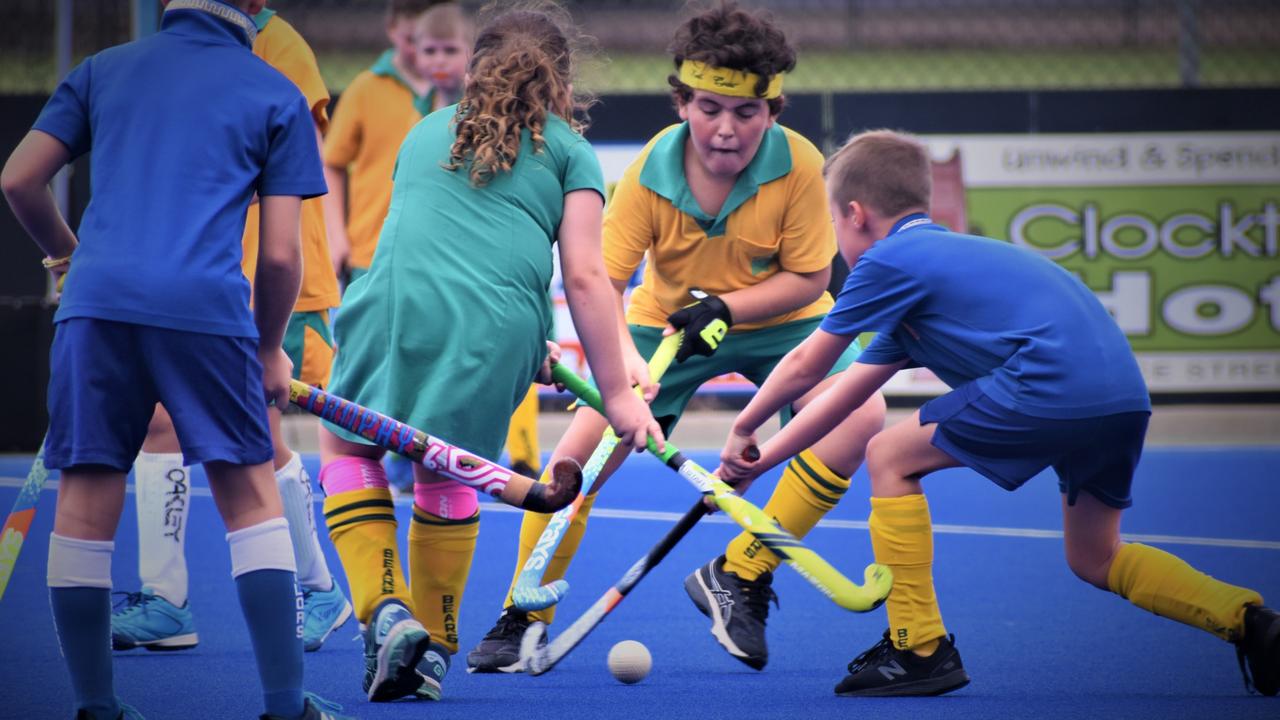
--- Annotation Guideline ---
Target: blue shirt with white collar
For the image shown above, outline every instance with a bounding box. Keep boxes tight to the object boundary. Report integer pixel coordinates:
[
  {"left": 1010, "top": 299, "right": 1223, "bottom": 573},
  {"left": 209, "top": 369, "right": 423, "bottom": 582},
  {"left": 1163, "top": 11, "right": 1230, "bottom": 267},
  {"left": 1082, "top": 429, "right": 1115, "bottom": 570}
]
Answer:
[
  {"left": 33, "top": 0, "right": 326, "bottom": 337},
  {"left": 821, "top": 214, "right": 1151, "bottom": 419}
]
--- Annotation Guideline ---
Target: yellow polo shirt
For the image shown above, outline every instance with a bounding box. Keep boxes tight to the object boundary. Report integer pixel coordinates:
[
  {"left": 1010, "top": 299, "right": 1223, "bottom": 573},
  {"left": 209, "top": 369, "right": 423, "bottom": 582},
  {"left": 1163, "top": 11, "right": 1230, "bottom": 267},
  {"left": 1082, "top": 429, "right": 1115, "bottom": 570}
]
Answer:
[
  {"left": 240, "top": 11, "right": 341, "bottom": 312},
  {"left": 323, "top": 51, "right": 433, "bottom": 270},
  {"left": 603, "top": 123, "right": 836, "bottom": 331}
]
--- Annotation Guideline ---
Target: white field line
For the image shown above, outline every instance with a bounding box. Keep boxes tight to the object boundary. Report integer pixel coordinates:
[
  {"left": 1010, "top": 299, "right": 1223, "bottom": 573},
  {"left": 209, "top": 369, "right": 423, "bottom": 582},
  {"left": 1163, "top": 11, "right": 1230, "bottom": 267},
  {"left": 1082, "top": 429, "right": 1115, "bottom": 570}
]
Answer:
[{"left": 4, "top": 476, "right": 1278, "bottom": 551}]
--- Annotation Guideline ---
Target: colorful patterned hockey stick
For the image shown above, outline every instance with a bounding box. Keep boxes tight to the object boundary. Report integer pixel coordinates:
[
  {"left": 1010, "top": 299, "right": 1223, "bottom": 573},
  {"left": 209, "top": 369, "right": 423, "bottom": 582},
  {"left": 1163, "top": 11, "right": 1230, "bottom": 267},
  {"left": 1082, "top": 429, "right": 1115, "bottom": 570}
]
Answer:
[
  {"left": 511, "top": 333, "right": 682, "bottom": 612},
  {"left": 289, "top": 381, "right": 580, "bottom": 513},
  {"left": 0, "top": 437, "right": 50, "bottom": 602},
  {"left": 550, "top": 363, "right": 893, "bottom": 612}
]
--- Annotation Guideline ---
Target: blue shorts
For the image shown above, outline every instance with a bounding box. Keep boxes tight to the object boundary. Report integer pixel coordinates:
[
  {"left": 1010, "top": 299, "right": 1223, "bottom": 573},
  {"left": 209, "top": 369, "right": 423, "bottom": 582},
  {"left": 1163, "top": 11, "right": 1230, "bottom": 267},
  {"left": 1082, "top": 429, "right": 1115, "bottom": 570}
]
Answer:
[
  {"left": 45, "top": 318, "right": 274, "bottom": 471},
  {"left": 920, "top": 382, "right": 1150, "bottom": 509}
]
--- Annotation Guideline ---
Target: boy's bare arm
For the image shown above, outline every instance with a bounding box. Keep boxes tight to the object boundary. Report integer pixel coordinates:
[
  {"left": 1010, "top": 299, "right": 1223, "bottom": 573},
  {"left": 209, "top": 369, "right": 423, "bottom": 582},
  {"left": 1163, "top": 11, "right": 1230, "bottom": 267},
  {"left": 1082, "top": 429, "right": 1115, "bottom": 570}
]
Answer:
[
  {"left": 255, "top": 195, "right": 303, "bottom": 350},
  {"left": 731, "top": 329, "right": 853, "bottom": 437},
  {"left": 1, "top": 131, "right": 77, "bottom": 259},
  {"left": 720, "top": 265, "right": 830, "bottom": 325},
  {"left": 724, "top": 357, "right": 905, "bottom": 484}
]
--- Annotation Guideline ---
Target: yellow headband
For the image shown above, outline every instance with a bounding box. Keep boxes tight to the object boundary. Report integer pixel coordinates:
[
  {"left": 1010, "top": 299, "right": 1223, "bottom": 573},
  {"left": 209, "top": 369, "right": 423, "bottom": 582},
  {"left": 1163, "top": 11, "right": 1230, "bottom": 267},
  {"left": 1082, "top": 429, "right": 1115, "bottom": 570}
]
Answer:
[{"left": 677, "top": 60, "right": 783, "bottom": 100}]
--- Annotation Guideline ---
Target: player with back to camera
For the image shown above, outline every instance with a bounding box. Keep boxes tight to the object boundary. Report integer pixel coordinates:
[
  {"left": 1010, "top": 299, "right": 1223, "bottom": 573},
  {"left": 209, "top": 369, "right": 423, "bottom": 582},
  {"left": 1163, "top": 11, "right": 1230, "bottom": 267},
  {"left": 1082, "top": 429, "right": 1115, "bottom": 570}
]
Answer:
[
  {"left": 314, "top": 0, "right": 664, "bottom": 704},
  {"left": 466, "top": 0, "right": 886, "bottom": 675},
  {"left": 321, "top": 2, "right": 545, "bottom": 487},
  {"left": 110, "top": 0, "right": 353, "bottom": 658},
  {"left": 1, "top": 0, "right": 352, "bottom": 717},
  {"left": 714, "top": 129, "right": 1280, "bottom": 697}
]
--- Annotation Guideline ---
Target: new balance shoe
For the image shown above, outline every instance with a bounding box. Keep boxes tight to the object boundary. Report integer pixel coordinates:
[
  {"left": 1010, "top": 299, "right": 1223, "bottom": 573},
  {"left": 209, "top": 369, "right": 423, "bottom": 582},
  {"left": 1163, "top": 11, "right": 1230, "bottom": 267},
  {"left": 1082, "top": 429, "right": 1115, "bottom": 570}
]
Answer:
[
  {"left": 258, "top": 693, "right": 354, "bottom": 720},
  {"left": 466, "top": 608, "right": 532, "bottom": 673},
  {"left": 683, "top": 556, "right": 777, "bottom": 670},
  {"left": 302, "top": 583, "right": 353, "bottom": 652},
  {"left": 362, "top": 599, "right": 432, "bottom": 702},
  {"left": 110, "top": 591, "right": 198, "bottom": 651},
  {"left": 1237, "top": 604, "right": 1279, "bottom": 696},
  {"left": 414, "top": 641, "right": 452, "bottom": 700},
  {"left": 835, "top": 630, "right": 970, "bottom": 697}
]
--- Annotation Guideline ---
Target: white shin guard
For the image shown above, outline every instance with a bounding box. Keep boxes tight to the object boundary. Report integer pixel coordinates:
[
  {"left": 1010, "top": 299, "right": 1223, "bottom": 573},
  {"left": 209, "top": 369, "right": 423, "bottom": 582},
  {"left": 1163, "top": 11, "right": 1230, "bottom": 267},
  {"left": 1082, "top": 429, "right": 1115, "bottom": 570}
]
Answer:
[
  {"left": 134, "top": 452, "right": 191, "bottom": 606},
  {"left": 276, "top": 452, "right": 333, "bottom": 591}
]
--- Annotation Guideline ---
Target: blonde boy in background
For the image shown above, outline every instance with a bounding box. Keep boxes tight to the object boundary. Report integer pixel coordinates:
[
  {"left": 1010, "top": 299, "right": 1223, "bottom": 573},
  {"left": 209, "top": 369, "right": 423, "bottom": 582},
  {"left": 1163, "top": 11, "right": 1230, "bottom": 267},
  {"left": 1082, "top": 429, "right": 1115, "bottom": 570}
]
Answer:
[{"left": 111, "top": 5, "right": 352, "bottom": 656}]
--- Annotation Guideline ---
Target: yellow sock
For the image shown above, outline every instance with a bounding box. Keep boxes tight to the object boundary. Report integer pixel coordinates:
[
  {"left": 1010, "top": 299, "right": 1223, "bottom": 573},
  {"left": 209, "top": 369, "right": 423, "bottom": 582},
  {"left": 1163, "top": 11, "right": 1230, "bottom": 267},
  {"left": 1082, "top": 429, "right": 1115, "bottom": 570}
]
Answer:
[
  {"left": 323, "top": 487, "right": 410, "bottom": 624},
  {"left": 503, "top": 476, "right": 599, "bottom": 624},
  {"left": 1108, "top": 542, "right": 1262, "bottom": 642},
  {"left": 408, "top": 505, "right": 480, "bottom": 654},
  {"left": 723, "top": 449, "right": 850, "bottom": 581},
  {"left": 869, "top": 494, "right": 946, "bottom": 651},
  {"left": 506, "top": 385, "right": 541, "bottom": 472}
]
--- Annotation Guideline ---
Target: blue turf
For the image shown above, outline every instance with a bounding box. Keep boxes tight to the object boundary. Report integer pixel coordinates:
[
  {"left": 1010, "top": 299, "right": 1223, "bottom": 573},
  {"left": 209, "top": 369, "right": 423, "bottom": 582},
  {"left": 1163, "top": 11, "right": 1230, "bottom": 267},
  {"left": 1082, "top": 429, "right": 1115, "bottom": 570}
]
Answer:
[{"left": 1, "top": 448, "right": 1277, "bottom": 719}]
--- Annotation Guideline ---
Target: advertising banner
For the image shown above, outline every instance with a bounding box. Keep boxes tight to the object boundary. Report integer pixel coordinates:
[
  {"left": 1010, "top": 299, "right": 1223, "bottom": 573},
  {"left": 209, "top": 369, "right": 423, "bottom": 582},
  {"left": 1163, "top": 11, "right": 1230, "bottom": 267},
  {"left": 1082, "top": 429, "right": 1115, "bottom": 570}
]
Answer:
[{"left": 550, "top": 133, "right": 1280, "bottom": 397}]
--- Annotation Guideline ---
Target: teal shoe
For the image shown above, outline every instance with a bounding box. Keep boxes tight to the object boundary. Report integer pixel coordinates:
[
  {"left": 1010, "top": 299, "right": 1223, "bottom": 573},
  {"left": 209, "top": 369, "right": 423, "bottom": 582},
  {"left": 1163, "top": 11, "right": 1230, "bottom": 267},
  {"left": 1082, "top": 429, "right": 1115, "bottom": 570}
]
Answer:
[
  {"left": 302, "top": 584, "right": 353, "bottom": 652},
  {"left": 258, "top": 693, "right": 355, "bottom": 720},
  {"left": 110, "top": 591, "right": 198, "bottom": 651},
  {"left": 414, "top": 641, "right": 452, "bottom": 701},
  {"left": 362, "top": 599, "right": 431, "bottom": 702}
]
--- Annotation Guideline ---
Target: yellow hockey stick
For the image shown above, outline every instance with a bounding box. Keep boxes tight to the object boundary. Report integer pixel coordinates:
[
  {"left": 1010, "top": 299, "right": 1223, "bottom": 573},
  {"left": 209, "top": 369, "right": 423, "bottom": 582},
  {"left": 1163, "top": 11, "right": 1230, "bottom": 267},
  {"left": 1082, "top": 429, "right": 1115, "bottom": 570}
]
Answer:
[{"left": 550, "top": 362, "right": 892, "bottom": 612}]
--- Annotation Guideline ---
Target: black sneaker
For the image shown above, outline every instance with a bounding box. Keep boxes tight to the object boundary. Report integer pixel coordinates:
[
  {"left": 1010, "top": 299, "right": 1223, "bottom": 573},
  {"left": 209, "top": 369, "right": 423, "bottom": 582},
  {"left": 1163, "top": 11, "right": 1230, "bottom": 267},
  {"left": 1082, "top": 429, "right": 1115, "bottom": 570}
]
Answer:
[
  {"left": 1237, "top": 604, "right": 1280, "bottom": 696},
  {"left": 835, "top": 630, "right": 970, "bottom": 697},
  {"left": 466, "top": 608, "right": 534, "bottom": 673},
  {"left": 683, "top": 555, "right": 778, "bottom": 670}
]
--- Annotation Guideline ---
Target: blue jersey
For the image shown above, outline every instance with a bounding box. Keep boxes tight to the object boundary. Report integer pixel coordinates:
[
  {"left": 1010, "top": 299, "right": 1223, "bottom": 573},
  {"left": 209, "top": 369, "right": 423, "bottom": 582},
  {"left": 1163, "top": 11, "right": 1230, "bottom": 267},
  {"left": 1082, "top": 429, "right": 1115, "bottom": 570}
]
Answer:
[
  {"left": 33, "top": 1, "right": 326, "bottom": 337},
  {"left": 821, "top": 215, "right": 1151, "bottom": 419}
]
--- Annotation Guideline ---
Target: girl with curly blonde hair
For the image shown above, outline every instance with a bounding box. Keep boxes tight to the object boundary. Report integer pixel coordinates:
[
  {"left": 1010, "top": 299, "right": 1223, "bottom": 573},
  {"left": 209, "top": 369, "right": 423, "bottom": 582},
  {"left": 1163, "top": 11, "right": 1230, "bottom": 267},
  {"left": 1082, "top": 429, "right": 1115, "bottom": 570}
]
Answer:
[{"left": 315, "top": 1, "right": 662, "bottom": 703}]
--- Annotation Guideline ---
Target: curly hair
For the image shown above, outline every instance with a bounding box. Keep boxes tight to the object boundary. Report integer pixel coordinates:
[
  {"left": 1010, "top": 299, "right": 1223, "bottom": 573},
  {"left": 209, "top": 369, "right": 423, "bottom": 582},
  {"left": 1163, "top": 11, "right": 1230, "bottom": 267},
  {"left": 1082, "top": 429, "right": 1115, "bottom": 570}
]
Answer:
[
  {"left": 667, "top": 1, "right": 797, "bottom": 115},
  {"left": 445, "top": 1, "right": 595, "bottom": 187}
]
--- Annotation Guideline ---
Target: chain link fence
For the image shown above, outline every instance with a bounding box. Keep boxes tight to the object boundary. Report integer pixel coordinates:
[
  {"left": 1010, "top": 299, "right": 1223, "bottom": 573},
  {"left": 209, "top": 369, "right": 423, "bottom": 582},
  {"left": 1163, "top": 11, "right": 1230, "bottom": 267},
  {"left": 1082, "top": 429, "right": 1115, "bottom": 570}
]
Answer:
[{"left": 2, "top": 0, "right": 1278, "bottom": 93}]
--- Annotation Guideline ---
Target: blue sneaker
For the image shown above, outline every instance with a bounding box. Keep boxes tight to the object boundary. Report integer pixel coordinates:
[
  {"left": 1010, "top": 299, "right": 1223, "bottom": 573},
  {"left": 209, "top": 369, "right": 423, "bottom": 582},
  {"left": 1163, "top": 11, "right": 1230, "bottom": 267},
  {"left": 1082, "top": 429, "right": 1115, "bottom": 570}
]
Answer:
[
  {"left": 110, "top": 591, "right": 198, "bottom": 651},
  {"left": 362, "top": 599, "right": 431, "bottom": 702},
  {"left": 302, "top": 584, "right": 353, "bottom": 652},
  {"left": 258, "top": 692, "right": 355, "bottom": 720},
  {"left": 414, "top": 641, "right": 452, "bottom": 701}
]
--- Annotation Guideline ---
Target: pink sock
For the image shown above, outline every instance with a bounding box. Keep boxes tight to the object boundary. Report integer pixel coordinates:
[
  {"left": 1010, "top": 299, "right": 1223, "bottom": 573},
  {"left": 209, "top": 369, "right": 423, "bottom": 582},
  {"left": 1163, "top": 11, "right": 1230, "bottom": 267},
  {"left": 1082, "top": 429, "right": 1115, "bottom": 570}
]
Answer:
[
  {"left": 414, "top": 481, "right": 478, "bottom": 520},
  {"left": 318, "top": 456, "right": 388, "bottom": 495}
]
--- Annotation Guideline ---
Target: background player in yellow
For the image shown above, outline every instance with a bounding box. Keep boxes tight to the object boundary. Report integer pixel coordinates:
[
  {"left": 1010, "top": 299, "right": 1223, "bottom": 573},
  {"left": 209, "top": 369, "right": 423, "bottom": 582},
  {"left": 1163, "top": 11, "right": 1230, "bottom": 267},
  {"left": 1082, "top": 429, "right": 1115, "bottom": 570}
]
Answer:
[
  {"left": 111, "top": 5, "right": 353, "bottom": 657},
  {"left": 322, "top": 0, "right": 466, "bottom": 282},
  {"left": 465, "top": 1, "right": 886, "bottom": 674}
]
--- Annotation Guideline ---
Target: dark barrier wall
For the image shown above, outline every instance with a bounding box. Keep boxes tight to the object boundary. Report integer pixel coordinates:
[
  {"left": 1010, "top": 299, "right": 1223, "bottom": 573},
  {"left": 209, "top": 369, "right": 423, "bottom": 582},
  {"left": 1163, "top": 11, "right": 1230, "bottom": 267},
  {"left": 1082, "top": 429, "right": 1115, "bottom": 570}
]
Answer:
[{"left": 1, "top": 88, "right": 1276, "bottom": 448}]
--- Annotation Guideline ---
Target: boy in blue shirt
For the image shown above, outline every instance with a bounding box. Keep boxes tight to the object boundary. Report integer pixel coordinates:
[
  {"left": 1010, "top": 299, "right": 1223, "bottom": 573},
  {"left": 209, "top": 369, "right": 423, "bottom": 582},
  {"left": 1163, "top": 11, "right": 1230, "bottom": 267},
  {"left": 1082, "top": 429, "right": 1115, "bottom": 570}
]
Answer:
[
  {"left": 715, "top": 130, "right": 1278, "bottom": 698},
  {"left": 1, "top": 1, "right": 351, "bottom": 718}
]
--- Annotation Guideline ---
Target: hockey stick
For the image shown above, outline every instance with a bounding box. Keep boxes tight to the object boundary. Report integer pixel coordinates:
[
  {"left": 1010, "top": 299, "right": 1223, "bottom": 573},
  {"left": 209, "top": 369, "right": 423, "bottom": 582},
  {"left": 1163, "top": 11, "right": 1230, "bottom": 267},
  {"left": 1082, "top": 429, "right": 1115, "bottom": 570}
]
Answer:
[
  {"left": 0, "top": 437, "right": 50, "bottom": 602},
  {"left": 289, "top": 380, "right": 580, "bottom": 513},
  {"left": 550, "top": 363, "right": 892, "bottom": 613},
  {"left": 522, "top": 498, "right": 710, "bottom": 674},
  {"left": 511, "top": 332, "right": 682, "bottom": 611}
]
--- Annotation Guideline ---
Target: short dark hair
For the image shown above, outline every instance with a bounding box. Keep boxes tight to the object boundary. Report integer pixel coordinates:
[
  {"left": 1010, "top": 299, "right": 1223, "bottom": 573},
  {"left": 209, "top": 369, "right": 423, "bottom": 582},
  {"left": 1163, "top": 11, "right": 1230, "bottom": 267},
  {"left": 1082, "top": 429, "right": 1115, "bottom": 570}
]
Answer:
[
  {"left": 824, "top": 130, "right": 932, "bottom": 218},
  {"left": 666, "top": 1, "right": 796, "bottom": 116}
]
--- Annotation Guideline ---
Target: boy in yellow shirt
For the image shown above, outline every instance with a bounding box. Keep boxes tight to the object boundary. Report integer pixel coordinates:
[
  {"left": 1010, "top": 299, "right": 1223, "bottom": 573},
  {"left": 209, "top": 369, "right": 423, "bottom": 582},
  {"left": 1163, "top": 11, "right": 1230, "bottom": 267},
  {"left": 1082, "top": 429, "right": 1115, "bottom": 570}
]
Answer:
[
  {"left": 466, "top": 1, "right": 885, "bottom": 674},
  {"left": 322, "top": 0, "right": 465, "bottom": 281},
  {"left": 111, "top": 6, "right": 352, "bottom": 656}
]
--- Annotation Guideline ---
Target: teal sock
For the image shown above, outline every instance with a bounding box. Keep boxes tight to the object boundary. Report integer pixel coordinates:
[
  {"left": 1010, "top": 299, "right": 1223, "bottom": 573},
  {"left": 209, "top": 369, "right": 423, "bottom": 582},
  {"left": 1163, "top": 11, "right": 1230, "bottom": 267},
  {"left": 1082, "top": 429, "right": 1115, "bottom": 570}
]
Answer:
[
  {"left": 49, "top": 587, "right": 120, "bottom": 718},
  {"left": 235, "top": 569, "right": 304, "bottom": 718}
]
